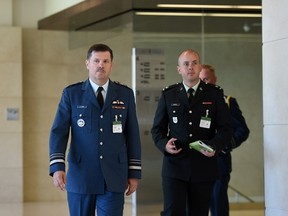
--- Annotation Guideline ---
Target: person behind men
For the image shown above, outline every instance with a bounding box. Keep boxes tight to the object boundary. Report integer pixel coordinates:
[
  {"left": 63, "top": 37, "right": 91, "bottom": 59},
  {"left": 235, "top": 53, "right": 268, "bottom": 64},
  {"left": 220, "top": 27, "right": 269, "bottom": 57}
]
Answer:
[
  {"left": 49, "top": 43, "right": 142, "bottom": 216},
  {"left": 200, "top": 64, "right": 250, "bottom": 216},
  {"left": 151, "top": 49, "right": 233, "bottom": 216}
]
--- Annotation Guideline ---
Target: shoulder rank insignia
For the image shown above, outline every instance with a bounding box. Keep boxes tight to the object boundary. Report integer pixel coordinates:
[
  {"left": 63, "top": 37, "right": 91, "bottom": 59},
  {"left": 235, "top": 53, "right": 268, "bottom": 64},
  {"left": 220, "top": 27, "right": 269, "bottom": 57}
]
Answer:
[
  {"left": 67, "top": 81, "right": 84, "bottom": 88},
  {"left": 205, "top": 83, "right": 223, "bottom": 92},
  {"left": 114, "top": 81, "right": 130, "bottom": 89},
  {"left": 162, "top": 83, "right": 181, "bottom": 91}
]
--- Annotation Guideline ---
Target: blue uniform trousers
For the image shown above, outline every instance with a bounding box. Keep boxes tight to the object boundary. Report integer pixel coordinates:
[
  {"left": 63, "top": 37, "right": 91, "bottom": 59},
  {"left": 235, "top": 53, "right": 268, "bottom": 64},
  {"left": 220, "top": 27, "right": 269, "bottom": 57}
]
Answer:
[
  {"left": 210, "top": 152, "right": 231, "bottom": 216},
  {"left": 67, "top": 191, "right": 124, "bottom": 216}
]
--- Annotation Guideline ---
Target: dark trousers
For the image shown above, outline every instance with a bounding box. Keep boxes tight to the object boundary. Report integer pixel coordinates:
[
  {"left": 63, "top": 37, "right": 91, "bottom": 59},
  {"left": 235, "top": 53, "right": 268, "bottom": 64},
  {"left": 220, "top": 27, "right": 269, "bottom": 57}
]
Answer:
[
  {"left": 161, "top": 177, "right": 215, "bottom": 216},
  {"left": 210, "top": 153, "right": 232, "bottom": 216},
  {"left": 67, "top": 191, "right": 124, "bottom": 216}
]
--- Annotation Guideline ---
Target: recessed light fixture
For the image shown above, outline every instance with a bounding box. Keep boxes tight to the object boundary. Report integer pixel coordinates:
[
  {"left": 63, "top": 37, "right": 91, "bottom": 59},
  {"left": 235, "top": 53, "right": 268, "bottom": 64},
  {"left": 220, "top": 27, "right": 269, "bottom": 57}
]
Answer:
[
  {"left": 157, "top": 4, "right": 262, "bottom": 10},
  {"left": 135, "top": 12, "right": 262, "bottom": 18}
]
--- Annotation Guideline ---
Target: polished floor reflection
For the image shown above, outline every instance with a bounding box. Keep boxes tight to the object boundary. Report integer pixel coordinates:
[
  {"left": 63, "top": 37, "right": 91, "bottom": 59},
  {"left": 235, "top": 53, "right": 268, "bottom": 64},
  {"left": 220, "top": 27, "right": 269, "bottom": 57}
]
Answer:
[{"left": 0, "top": 201, "right": 264, "bottom": 216}]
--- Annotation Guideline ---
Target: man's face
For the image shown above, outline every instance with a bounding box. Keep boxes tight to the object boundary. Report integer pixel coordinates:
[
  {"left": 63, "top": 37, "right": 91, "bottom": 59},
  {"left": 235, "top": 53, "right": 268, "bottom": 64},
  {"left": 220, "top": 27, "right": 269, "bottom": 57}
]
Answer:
[
  {"left": 85, "top": 51, "right": 112, "bottom": 85},
  {"left": 199, "top": 68, "right": 217, "bottom": 85},
  {"left": 177, "top": 51, "right": 202, "bottom": 86}
]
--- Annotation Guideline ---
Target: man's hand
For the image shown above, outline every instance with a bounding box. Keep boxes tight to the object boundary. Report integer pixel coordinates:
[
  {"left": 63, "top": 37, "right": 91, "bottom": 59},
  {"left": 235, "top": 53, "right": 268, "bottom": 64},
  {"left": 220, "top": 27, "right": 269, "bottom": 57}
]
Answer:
[
  {"left": 200, "top": 150, "right": 215, "bottom": 157},
  {"left": 165, "top": 138, "right": 182, "bottom": 154},
  {"left": 53, "top": 171, "right": 66, "bottom": 191},
  {"left": 126, "top": 178, "right": 139, "bottom": 196}
]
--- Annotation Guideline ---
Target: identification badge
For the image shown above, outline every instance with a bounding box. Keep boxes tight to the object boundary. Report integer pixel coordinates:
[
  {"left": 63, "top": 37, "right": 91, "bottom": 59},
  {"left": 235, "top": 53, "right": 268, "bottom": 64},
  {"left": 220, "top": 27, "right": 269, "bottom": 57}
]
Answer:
[
  {"left": 199, "top": 117, "right": 211, "bottom": 129},
  {"left": 113, "top": 121, "right": 122, "bottom": 133},
  {"left": 199, "top": 109, "right": 211, "bottom": 129},
  {"left": 112, "top": 115, "right": 122, "bottom": 133}
]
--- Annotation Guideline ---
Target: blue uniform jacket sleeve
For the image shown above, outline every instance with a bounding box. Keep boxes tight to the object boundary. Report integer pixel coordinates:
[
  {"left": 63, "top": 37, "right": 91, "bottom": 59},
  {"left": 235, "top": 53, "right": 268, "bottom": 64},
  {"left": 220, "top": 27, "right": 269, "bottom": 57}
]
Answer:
[
  {"left": 49, "top": 89, "right": 71, "bottom": 176},
  {"left": 151, "top": 93, "right": 170, "bottom": 154},
  {"left": 229, "top": 97, "right": 250, "bottom": 150},
  {"left": 125, "top": 90, "right": 142, "bottom": 179}
]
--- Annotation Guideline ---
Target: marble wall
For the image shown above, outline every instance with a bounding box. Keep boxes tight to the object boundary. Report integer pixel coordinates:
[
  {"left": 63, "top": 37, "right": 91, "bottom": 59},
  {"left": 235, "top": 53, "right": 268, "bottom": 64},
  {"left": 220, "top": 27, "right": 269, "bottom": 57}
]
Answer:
[
  {"left": 22, "top": 29, "right": 86, "bottom": 201},
  {"left": 0, "top": 26, "right": 23, "bottom": 202},
  {"left": 263, "top": 0, "right": 288, "bottom": 215}
]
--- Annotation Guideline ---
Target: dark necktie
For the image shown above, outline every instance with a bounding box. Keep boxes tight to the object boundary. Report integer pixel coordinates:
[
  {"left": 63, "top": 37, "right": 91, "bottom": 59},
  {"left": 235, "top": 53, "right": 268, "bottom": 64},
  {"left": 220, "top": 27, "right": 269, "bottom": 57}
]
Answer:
[
  {"left": 97, "top": 87, "right": 104, "bottom": 109},
  {"left": 188, "top": 88, "right": 194, "bottom": 103}
]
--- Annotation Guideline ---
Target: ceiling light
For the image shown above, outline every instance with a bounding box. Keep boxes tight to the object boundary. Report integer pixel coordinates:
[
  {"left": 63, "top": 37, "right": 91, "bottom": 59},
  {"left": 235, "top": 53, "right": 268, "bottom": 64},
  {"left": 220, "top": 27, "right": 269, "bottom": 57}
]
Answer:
[
  {"left": 157, "top": 4, "right": 262, "bottom": 10},
  {"left": 135, "top": 12, "right": 262, "bottom": 18}
]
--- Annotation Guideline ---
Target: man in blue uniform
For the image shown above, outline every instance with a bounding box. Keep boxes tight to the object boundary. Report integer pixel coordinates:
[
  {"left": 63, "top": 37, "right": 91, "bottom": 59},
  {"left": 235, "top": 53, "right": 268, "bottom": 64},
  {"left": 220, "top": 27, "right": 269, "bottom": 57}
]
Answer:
[
  {"left": 200, "top": 64, "right": 250, "bottom": 216},
  {"left": 151, "top": 49, "right": 233, "bottom": 216},
  {"left": 49, "top": 44, "right": 141, "bottom": 216}
]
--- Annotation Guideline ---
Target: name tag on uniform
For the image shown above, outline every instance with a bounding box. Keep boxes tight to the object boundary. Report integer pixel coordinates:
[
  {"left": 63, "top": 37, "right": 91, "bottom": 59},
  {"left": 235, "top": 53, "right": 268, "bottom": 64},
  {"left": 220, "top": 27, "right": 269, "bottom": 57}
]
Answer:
[{"left": 199, "top": 117, "right": 211, "bottom": 129}]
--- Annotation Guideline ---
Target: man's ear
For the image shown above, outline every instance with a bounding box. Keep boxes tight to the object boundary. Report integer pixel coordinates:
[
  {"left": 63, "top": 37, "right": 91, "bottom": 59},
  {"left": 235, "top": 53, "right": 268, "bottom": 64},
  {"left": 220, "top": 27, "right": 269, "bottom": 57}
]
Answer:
[
  {"left": 177, "top": 66, "right": 181, "bottom": 75},
  {"left": 85, "top": 60, "right": 89, "bottom": 69}
]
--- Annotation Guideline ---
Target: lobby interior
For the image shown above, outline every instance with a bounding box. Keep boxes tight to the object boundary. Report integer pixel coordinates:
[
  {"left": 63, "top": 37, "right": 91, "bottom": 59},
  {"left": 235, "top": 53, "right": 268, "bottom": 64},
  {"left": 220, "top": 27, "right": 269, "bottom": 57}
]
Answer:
[{"left": 0, "top": 0, "right": 265, "bottom": 215}]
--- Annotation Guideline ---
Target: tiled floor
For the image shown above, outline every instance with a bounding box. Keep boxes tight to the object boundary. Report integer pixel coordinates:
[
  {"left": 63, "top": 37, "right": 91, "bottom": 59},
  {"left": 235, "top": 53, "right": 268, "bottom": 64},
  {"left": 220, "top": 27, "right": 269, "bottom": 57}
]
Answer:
[{"left": 0, "top": 201, "right": 264, "bottom": 216}]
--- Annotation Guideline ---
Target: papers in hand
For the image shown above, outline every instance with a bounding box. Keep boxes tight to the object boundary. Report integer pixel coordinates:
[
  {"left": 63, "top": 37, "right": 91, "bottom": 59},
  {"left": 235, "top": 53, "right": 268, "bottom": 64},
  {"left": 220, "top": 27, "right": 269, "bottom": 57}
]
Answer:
[{"left": 189, "top": 140, "right": 214, "bottom": 153}]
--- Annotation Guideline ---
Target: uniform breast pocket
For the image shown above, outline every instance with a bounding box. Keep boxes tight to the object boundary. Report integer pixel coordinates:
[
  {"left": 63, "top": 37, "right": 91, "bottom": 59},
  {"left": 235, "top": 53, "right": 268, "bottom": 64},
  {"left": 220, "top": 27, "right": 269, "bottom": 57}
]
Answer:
[
  {"left": 199, "top": 105, "right": 216, "bottom": 130},
  {"left": 200, "top": 104, "right": 216, "bottom": 119},
  {"left": 167, "top": 105, "right": 183, "bottom": 125},
  {"left": 72, "top": 108, "right": 92, "bottom": 133},
  {"left": 111, "top": 108, "right": 128, "bottom": 131}
]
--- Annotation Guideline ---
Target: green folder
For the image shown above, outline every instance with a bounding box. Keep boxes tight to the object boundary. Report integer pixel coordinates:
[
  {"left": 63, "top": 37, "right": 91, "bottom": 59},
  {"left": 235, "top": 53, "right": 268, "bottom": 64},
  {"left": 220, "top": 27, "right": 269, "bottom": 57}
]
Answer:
[{"left": 189, "top": 140, "right": 214, "bottom": 153}]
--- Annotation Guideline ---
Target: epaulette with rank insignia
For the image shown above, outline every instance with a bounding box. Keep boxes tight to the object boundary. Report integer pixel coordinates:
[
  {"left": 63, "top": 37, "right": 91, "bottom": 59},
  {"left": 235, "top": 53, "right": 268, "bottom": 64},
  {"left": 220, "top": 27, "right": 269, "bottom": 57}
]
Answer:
[
  {"left": 66, "top": 81, "right": 84, "bottom": 88},
  {"left": 162, "top": 83, "right": 181, "bottom": 92},
  {"left": 205, "top": 83, "right": 223, "bottom": 92},
  {"left": 114, "top": 81, "right": 130, "bottom": 89}
]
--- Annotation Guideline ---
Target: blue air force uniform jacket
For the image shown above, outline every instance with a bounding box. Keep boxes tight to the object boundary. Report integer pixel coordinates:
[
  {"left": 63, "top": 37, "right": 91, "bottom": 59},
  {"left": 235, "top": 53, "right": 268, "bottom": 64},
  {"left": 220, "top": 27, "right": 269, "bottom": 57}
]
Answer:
[
  {"left": 49, "top": 79, "right": 141, "bottom": 194},
  {"left": 218, "top": 96, "right": 250, "bottom": 174},
  {"left": 151, "top": 81, "right": 233, "bottom": 182}
]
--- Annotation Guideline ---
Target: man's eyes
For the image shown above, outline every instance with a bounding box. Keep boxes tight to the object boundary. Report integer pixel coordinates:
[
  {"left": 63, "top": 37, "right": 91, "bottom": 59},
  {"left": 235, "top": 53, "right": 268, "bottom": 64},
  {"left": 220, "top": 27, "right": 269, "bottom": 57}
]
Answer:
[
  {"left": 94, "top": 60, "right": 110, "bottom": 63},
  {"left": 183, "top": 61, "right": 197, "bottom": 66}
]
